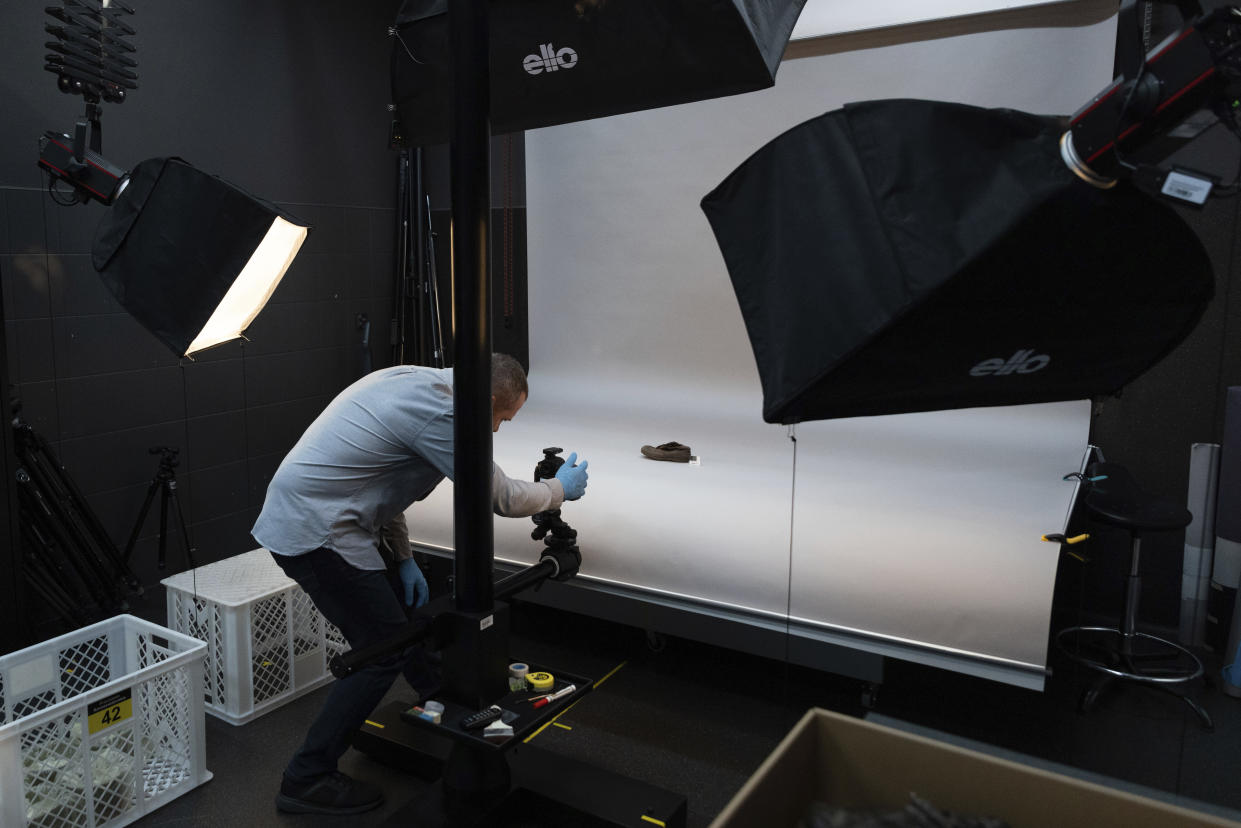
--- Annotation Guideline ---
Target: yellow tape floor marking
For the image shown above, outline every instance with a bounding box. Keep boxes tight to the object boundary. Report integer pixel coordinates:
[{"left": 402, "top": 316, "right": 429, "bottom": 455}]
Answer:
[
  {"left": 640, "top": 815, "right": 666, "bottom": 826},
  {"left": 552, "top": 722, "right": 572, "bottom": 731},
  {"left": 593, "top": 660, "right": 628, "bottom": 688},
  {"left": 524, "top": 660, "right": 628, "bottom": 743}
]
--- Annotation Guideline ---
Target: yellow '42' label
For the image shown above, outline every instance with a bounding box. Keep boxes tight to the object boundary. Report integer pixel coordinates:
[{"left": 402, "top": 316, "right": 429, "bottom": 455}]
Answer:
[{"left": 87, "top": 689, "right": 133, "bottom": 735}]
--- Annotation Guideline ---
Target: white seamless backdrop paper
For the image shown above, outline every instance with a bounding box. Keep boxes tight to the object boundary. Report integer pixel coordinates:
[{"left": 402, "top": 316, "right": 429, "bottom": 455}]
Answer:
[{"left": 405, "top": 7, "right": 1114, "bottom": 686}]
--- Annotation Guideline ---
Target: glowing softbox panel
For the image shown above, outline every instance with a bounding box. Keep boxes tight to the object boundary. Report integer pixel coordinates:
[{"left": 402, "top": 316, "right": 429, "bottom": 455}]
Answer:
[
  {"left": 391, "top": 0, "right": 807, "bottom": 146},
  {"left": 701, "top": 99, "right": 1214, "bottom": 424},
  {"left": 92, "top": 157, "right": 309, "bottom": 357}
]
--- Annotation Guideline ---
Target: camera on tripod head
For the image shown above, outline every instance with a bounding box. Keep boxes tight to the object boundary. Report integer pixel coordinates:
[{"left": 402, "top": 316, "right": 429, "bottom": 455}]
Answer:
[
  {"left": 149, "top": 446, "right": 180, "bottom": 476},
  {"left": 533, "top": 446, "right": 564, "bottom": 483},
  {"left": 531, "top": 447, "right": 580, "bottom": 581}
]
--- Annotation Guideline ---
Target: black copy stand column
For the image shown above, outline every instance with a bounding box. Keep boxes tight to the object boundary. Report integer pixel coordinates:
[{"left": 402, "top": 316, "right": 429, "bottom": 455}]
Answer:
[
  {"left": 441, "top": 0, "right": 509, "bottom": 712},
  {"left": 361, "top": 5, "right": 687, "bottom": 823},
  {"left": 437, "top": 1, "right": 512, "bottom": 816}
]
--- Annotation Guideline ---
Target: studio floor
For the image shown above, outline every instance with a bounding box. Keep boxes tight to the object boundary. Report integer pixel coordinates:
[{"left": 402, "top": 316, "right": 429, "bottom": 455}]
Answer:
[{"left": 125, "top": 589, "right": 1241, "bottom": 828}]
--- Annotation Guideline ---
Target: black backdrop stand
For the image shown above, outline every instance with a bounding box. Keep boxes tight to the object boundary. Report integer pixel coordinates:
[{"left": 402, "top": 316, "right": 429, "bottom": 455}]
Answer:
[
  {"left": 352, "top": 2, "right": 686, "bottom": 824},
  {"left": 392, "top": 145, "right": 447, "bottom": 369}
]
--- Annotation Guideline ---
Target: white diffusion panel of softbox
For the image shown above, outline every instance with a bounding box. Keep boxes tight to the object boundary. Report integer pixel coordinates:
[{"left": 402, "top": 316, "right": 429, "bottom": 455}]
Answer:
[
  {"left": 406, "top": 2, "right": 1117, "bottom": 687},
  {"left": 790, "top": 0, "right": 1078, "bottom": 40}
]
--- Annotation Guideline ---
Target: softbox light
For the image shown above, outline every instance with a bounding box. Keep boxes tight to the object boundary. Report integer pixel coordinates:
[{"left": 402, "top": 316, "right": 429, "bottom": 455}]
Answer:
[
  {"left": 701, "top": 99, "right": 1215, "bottom": 424},
  {"left": 391, "top": 0, "right": 807, "bottom": 146},
  {"left": 92, "top": 157, "right": 309, "bottom": 358}
]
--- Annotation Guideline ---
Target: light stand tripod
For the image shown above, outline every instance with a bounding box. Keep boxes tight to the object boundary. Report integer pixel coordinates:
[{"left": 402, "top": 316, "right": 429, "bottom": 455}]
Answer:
[
  {"left": 123, "top": 446, "right": 197, "bottom": 571},
  {"left": 391, "top": 146, "right": 448, "bottom": 369}
]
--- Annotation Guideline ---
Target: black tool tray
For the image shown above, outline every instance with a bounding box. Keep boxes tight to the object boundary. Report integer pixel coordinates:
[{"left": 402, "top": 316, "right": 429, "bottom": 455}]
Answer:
[{"left": 399, "top": 662, "right": 593, "bottom": 752}]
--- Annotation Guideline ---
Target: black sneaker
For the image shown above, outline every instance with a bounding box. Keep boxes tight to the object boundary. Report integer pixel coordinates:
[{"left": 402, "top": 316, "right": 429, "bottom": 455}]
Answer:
[{"left": 275, "top": 771, "right": 384, "bottom": 815}]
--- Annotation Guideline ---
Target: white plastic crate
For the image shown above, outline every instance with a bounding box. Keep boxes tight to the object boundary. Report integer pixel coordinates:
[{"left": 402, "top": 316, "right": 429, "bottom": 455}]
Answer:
[
  {"left": 0, "top": 614, "right": 212, "bottom": 828},
  {"left": 161, "top": 548, "right": 346, "bottom": 725}
]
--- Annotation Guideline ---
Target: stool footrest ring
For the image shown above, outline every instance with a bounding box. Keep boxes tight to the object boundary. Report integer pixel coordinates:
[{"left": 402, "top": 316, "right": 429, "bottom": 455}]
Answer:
[{"left": 1056, "top": 626, "right": 1204, "bottom": 684}]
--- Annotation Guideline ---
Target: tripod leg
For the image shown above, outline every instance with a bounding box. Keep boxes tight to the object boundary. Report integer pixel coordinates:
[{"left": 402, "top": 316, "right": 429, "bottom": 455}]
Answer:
[
  {"left": 426, "top": 198, "right": 446, "bottom": 368},
  {"left": 1181, "top": 694, "right": 1214, "bottom": 731},
  {"left": 19, "top": 473, "right": 124, "bottom": 610},
  {"left": 124, "top": 479, "right": 163, "bottom": 564},
  {"left": 22, "top": 517, "right": 94, "bottom": 614},
  {"left": 23, "top": 424, "right": 142, "bottom": 590},
  {"left": 166, "top": 482, "right": 197, "bottom": 571},
  {"left": 24, "top": 547, "right": 88, "bottom": 625},
  {"left": 158, "top": 483, "right": 170, "bottom": 569}
]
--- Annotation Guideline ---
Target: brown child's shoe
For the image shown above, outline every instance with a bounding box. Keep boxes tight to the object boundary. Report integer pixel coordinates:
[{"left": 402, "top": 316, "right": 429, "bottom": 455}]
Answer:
[{"left": 641, "top": 442, "right": 691, "bottom": 462}]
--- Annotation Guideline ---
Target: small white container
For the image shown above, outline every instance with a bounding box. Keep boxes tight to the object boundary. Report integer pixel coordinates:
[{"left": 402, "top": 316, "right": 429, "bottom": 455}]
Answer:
[{"left": 162, "top": 548, "right": 346, "bottom": 725}]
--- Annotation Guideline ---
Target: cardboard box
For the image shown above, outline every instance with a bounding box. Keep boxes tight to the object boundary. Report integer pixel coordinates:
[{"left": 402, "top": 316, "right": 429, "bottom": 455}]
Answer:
[{"left": 711, "top": 708, "right": 1240, "bottom": 828}]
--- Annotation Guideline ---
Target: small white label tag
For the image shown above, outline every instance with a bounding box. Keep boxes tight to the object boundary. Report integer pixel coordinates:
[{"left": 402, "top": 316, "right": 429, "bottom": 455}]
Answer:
[
  {"left": 480, "top": 615, "right": 493, "bottom": 631},
  {"left": 1161, "top": 171, "right": 1212, "bottom": 205},
  {"left": 9, "top": 653, "right": 56, "bottom": 696}
]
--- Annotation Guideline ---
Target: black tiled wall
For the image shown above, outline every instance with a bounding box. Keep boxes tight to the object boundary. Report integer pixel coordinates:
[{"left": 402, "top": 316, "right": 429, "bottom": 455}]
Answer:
[
  {"left": 0, "top": 187, "right": 399, "bottom": 629},
  {"left": 0, "top": 0, "right": 407, "bottom": 644}
]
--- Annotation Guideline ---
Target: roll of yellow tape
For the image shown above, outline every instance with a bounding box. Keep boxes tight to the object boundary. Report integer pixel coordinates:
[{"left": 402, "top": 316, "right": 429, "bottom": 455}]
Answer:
[{"left": 527, "top": 671, "right": 554, "bottom": 691}]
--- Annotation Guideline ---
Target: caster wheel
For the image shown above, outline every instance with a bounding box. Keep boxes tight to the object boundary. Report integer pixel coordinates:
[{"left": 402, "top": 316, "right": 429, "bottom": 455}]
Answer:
[{"left": 645, "top": 630, "right": 667, "bottom": 653}]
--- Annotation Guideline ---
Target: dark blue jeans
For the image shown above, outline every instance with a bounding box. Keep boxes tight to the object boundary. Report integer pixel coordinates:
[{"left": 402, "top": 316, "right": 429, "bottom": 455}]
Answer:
[{"left": 272, "top": 547, "right": 435, "bottom": 782}]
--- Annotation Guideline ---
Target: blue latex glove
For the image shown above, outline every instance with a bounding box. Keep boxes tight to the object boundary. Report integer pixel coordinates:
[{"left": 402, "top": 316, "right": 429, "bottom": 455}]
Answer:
[
  {"left": 554, "top": 452, "right": 589, "bottom": 500},
  {"left": 397, "top": 558, "right": 428, "bottom": 608}
]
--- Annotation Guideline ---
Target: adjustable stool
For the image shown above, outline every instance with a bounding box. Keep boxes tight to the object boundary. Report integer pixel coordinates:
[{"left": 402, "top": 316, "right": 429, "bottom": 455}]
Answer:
[{"left": 1056, "top": 461, "right": 1213, "bottom": 729}]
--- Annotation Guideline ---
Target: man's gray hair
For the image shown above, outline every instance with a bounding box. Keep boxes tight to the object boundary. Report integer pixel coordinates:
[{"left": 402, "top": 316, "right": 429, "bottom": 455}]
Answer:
[{"left": 491, "top": 353, "right": 528, "bottom": 406}]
